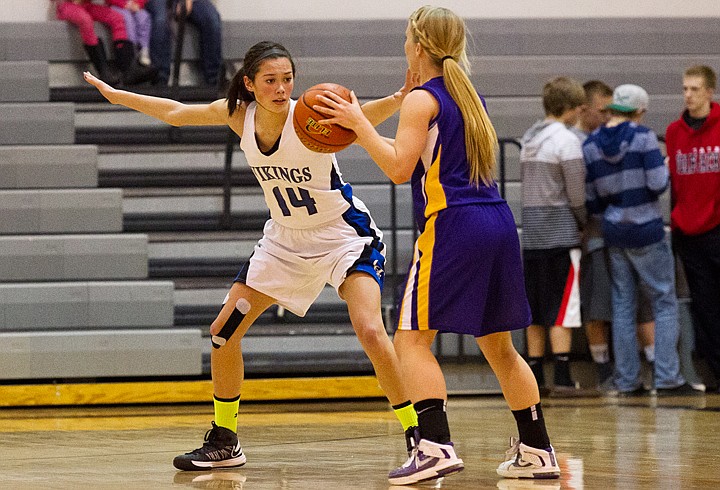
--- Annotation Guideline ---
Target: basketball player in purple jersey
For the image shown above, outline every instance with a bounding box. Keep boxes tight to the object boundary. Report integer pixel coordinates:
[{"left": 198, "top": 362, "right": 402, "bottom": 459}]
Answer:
[{"left": 318, "top": 5, "right": 560, "bottom": 484}]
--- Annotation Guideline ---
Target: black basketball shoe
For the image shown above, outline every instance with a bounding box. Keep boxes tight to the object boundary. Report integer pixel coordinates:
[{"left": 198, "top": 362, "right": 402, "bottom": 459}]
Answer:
[{"left": 173, "top": 422, "right": 246, "bottom": 471}]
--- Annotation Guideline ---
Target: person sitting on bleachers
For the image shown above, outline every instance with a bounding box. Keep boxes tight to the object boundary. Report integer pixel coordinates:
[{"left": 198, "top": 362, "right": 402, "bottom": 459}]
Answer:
[
  {"left": 53, "top": 0, "right": 156, "bottom": 86},
  {"left": 106, "top": 0, "right": 153, "bottom": 66},
  {"left": 144, "top": 0, "right": 222, "bottom": 87}
]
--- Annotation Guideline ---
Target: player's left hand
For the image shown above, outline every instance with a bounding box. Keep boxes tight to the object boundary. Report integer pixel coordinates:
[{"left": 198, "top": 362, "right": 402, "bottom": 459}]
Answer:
[{"left": 394, "top": 69, "right": 421, "bottom": 102}]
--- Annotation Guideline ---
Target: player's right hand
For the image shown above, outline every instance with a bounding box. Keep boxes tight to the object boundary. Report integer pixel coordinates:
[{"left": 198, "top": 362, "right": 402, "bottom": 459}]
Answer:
[{"left": 83, "top": 71, "right": 106, "bottom": 89}]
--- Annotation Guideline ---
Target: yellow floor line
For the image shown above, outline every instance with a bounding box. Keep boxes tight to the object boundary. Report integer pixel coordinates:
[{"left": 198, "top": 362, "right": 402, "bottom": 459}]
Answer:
[{"left": 0, "top": 376, "right": 384, "bottom": 407}]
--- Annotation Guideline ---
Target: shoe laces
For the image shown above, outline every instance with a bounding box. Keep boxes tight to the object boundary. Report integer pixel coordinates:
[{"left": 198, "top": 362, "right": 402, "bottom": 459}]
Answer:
[
  {"left": 400, "top": 446, "right": 420, "bottom": 469},
  {"left": 405, "top": 426, "right": 420, "bottom": 455},
  {"left": 203, "top": 422, "right": 220, "bottom": 442},
  {"left": 504, "top": 437, "right": 521, "bottom": 461},
  {"left": 192, "top": 422, "right": 231, "bottom": 453}
]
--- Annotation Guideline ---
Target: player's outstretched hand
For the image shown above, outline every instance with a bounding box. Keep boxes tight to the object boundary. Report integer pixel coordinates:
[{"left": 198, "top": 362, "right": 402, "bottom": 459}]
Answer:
[{"left": 83, "top": 71, "right": 118, "bottom": 103}]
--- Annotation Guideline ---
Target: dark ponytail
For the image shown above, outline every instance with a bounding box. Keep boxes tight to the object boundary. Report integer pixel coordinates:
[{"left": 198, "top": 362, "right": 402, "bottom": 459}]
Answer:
[
  {"left": 226, "top": 41, "right": 296, "bottom": 116},
  {"left": 226, "top": 66, "right": 250, "bottom": 116}
]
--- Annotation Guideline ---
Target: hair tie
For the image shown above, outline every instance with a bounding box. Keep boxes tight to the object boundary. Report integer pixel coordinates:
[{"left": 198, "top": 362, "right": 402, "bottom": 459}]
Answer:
[{"left": 441, "top": 55, "right": 454, "bottom": 62}]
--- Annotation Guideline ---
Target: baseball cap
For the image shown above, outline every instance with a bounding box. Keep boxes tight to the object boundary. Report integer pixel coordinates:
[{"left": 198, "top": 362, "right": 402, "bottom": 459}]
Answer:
[{"left": 606, "top": 84, "right": 649, "bottom": 113}]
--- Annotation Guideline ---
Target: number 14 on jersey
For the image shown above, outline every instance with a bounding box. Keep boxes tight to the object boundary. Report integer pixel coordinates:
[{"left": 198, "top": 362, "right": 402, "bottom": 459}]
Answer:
[{"left": 272, "top": 186, "right": 318, "bottom": 216}]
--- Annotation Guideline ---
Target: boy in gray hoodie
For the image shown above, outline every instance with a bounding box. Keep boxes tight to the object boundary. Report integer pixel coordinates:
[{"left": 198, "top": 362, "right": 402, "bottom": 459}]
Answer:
[{"left": 521, "top": 76, "right": 587, "bottom": 395}]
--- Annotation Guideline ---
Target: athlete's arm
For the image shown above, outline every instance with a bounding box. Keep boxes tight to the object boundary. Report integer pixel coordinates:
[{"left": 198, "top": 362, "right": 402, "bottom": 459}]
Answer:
[{"left": 83, "top": 71, "right": 231, "bottom": 127}]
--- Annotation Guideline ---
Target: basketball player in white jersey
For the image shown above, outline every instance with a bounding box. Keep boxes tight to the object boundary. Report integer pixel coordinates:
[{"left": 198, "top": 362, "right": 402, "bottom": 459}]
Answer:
[{"left": 84, "top": 40, "right": 421, "bottom": 472}]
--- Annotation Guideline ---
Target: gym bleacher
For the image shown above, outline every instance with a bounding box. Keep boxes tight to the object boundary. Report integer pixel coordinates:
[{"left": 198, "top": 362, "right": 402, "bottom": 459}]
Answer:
[{"left": 1, "top": 12, "right": 717, "bottom": 400}]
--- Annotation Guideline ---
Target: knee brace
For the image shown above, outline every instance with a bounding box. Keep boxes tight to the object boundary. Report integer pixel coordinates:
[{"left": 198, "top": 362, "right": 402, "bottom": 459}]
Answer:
[{"left": 211, "top": 298, "right": 251, "bottom": 348}]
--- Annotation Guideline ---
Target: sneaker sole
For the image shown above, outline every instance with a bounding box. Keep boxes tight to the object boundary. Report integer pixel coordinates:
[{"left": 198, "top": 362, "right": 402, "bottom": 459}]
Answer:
[
  {"left": 388, "top": 460, "right": 464, "bottom": 485},
  {"left": 496, "top": 468, "right": 560, "bottom": 479},
  {"left": 173, "top": 454, "right": 247, "bottom": 471}
]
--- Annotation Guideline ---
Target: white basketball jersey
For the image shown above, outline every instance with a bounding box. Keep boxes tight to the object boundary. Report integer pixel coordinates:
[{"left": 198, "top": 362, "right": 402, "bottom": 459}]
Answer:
[{"left": 240, "top": 99, "right": 352, "bottom": 229}]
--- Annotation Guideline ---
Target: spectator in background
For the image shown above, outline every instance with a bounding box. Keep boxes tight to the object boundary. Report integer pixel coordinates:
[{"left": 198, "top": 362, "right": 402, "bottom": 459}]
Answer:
[
  {"left": 584, "top": 84, "right": 694, "bottom": 396},
  {"left": 666, "top": 65, "right": 720, "bottom": 393},
  {"left": 107, "top": 0, "right": 153, "bottom": 66},
  {"left": 144, "top": 0, "right": 222, "bottom": 87},
  {"left": 54, "top": 0, "right": 126, "bottom": 85},
  {"left": 572, "top": 80, "right": 615, "bottom": 388},
  {"left": 570, "top": 80, "right": 613, "bottom": 142},
  {"left": 520, "top": 77, "right": 587, "bottom": 395},
  {"left": 573, "top": 80, "right": 656, "bottom": 390},
  {"left": 54, "top": 0, "right": 157, "bottom": 86}
]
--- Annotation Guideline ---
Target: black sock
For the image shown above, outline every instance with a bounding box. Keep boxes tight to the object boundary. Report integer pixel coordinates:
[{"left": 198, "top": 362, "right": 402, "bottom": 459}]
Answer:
[
  {"left": 553, "top": 353, "right": 573, "bottom": 387},
  {"left": 528, "top": 356, "right": 545, "bottom": 387},
  {"left": 414, "top": 398, "right": 451, "bottom": 444},
  {"left": 597, "top": 361, "right": 613, "bottom": 384},
  {"left": 512, "top": 403, "right": 551, "bottom": 449}
]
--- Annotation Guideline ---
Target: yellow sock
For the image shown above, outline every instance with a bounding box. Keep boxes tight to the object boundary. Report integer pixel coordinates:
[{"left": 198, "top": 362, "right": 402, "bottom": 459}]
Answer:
[
  {"left": 214, "top": 394, "right": 240, "bottom": 433},
  {"left": 393, "top": 401, "right": 418, "bottom": 431}
]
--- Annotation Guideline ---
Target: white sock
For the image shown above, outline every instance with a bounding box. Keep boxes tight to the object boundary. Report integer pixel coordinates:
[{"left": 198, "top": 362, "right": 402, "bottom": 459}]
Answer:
[
  {"left": 139, "top": 46, "right": 151, "bottom": 66},
  {"left": 643, "top": 345, "right": 655, "bottom": 363},
  {"left": 589, "top": 344, "right": 610, "bottom": 364}
]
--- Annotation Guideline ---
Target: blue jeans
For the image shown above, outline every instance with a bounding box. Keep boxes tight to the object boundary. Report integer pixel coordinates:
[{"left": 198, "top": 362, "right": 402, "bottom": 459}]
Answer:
[
  {"left": 145, "top": 0, "right": 222, "bottom": 84},
  {"left": 608, "top": 239, "right": 685, "bottom": 391}
]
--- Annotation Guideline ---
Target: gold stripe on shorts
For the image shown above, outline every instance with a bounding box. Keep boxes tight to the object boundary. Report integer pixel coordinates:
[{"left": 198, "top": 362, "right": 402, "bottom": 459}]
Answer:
[{"left": 415, "top": 213, "right": 438, "bottom": 330}]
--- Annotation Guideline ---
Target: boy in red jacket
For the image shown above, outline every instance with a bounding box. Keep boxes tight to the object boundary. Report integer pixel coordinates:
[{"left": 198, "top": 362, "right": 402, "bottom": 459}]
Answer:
[{"left": 666, "top": 64, "right": 720, "bottom": 392}]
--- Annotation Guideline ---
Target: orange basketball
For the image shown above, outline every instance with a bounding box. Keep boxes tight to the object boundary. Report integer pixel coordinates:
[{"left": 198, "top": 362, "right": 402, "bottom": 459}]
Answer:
[{"left": 293, "top": 83, "right": 357, "bottom": 153}]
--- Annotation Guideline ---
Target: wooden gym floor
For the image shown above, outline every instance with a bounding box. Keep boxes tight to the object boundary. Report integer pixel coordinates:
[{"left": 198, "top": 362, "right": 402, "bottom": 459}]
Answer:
[{"left": 2, "top": 391, "right": 719, "bottom": 489}]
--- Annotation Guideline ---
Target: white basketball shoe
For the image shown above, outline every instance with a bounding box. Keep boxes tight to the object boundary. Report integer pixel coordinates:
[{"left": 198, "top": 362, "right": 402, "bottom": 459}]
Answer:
[{"left": 496, "top": 437, "right": 560, "bottom": 479}]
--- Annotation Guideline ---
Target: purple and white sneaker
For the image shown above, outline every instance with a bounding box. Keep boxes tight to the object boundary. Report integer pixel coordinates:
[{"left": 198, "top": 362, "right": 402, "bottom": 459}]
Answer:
[
  {"left": 496, "top": 437, "right": 560, "bottom": 479},
  {"left": 388, "top": 438, "right": 464, "bottom": 485}
]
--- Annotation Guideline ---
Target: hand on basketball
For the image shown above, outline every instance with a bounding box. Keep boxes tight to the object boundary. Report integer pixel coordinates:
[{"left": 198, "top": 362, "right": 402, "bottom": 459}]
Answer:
[{"left": 315, "top": 90, "right": 366, "bottom": 132}]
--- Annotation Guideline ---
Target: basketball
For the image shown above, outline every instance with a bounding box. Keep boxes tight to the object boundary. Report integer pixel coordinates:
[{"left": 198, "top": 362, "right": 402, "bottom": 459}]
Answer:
[{"left": 293, "top": 83, "right": 357, "bottom": 153}]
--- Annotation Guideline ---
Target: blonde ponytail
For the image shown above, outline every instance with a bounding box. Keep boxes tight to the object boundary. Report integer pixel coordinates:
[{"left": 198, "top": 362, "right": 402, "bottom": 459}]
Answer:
[
  {"left": 443, "top": 58, "right": 497, "bottom": 186},
  {"left": 410, "top": 6, "right": 498, "bottom": 187}
]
